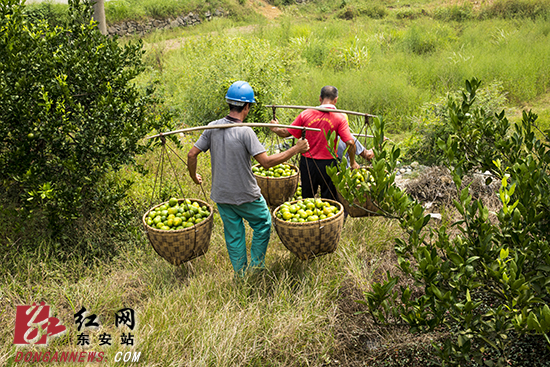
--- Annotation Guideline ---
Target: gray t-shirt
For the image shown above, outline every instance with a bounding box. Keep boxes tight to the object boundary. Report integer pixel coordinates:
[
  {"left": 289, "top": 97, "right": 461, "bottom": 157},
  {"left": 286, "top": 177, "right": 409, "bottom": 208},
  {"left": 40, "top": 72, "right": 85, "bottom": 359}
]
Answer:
[{"left": 194, "top": 118, "right": 266, "bottom": 205}]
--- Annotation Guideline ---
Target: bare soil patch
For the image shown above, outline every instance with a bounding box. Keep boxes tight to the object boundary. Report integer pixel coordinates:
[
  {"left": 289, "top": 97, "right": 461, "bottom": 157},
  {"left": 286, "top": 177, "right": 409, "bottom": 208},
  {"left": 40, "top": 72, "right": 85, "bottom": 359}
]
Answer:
[{"left": 251, "top": 0, "right": 282, "bottom": 20}]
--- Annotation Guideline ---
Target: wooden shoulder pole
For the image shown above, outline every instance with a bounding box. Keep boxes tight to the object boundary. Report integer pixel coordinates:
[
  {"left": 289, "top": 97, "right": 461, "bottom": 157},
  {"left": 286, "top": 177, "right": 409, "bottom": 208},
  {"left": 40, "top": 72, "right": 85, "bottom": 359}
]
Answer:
[
  {"left": 265, "top": 104, "right": 376, "bottom": 119},
  {"left": 146, "top": 123, "right": 322, "bottom": 140}
]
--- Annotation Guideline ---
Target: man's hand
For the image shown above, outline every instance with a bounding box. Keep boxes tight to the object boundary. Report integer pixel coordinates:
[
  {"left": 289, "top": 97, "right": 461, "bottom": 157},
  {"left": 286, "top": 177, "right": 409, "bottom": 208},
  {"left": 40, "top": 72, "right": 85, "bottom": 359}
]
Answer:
[
  {"left": 361, "top": 149, "right": 374, "bottom": 161},
  {"left": 192, "top": 173, "right": 202, "bottom": 185},
  {"left": 351, "top": 162, "right": 360, "bottom": 170},
  {"left": 269, "top": 118, "right": 279, "bottom": 132},
  {"left": 295, "top": 138, "right": 309, "bottom": 154}
]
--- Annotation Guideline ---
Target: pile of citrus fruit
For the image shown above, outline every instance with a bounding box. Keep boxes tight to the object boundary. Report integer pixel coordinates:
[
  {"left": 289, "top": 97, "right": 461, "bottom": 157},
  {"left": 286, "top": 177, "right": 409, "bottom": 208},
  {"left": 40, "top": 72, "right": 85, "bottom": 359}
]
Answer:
[
  {"left": 253, "top": 164, "right": 296, "bottom": 178},
  {"left": 145, "top": 198, "right": 210, "bottom": 231},
  {"left": 275, "top": 198, "right": 341, "bottom": 223}
]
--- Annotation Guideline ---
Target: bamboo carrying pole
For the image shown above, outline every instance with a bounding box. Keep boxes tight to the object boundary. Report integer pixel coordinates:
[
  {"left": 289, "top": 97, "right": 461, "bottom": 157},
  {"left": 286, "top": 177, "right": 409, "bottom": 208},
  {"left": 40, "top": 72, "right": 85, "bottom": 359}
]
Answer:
[
  {"left": 265, "top": 104, "right": 377, "bottom": 118},
  {"left": 352, "top": 133, "right": 375, "bottom": 138},
  {"left": 284, "top": 132, "right": 391, "bottom": 142},
  {"left": 146, "top": 123, "right": 322, "bottom": 140},
  {"left": 286, "top": 133, "right": 377, "bottom": 139}
]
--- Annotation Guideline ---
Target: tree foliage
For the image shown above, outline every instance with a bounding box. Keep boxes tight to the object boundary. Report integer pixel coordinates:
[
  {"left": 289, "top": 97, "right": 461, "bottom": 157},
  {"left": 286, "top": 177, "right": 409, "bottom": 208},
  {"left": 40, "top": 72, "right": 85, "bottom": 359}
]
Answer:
[
  {"left": 0, "top": 0, "right": 173, "bottom": 234},
  {"left": 331, "top": 79, "right": 550, "bottom": 366}
]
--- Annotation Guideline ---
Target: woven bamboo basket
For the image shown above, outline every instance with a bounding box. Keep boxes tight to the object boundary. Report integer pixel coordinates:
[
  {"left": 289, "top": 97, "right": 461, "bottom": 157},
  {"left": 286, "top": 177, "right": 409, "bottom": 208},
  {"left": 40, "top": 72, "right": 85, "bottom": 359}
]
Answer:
[
  {"left": 272, "top": 199, "right": 345, "bottom": 260},
  {"left": 142, "top": 198, "right": 214, "bottom": 266},
  {"left": 253, "top": 163, "right": 300, "bottom": 208},
  {"left": 336, "top": 191, "right": 379, "bottom": 217}
]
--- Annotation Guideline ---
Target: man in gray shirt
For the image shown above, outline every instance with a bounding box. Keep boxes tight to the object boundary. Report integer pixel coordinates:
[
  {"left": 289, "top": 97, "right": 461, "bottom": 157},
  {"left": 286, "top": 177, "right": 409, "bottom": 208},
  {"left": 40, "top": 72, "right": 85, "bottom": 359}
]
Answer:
[{"left": 187, "top": 81, "right": 309, "bottom": 275}]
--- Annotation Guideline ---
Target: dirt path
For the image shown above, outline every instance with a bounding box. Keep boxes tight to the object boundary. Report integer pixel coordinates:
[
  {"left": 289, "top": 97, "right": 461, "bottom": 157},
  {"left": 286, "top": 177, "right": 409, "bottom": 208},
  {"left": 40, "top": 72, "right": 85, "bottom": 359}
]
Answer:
[
  {"left": 151, "top": 0, "right": 281, "bottom": 52},
  {"left": 251, "top": 0, "right": 282, "bottom": 19}
]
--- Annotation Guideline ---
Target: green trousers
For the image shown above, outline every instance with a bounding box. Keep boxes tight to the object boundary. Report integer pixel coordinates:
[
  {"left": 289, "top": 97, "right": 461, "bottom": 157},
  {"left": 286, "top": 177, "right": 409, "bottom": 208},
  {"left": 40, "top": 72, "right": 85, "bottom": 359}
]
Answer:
[{"left": 217, "top": 197, "right": 272, "bottom": 274}]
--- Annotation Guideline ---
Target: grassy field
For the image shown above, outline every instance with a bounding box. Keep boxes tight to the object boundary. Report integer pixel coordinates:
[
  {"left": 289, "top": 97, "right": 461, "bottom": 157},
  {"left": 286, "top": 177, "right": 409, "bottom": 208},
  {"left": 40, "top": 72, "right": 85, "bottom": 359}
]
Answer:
[
  {"left": 136, "top": 2, "right": 550, "bottom": 135},
  {"left": 2, "top": 0, "right": 550, "bottom": 365}
]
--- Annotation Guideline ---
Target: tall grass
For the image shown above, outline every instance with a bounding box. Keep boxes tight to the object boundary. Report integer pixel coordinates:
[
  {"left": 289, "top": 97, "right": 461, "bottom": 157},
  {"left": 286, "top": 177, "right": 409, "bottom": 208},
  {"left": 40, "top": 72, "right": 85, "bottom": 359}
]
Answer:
[
  {"left": 142, "top": 15, "right": 550, "bottom": 132},
  {"left": 138, "top": 34, "right": 303, "bottom": 126}
]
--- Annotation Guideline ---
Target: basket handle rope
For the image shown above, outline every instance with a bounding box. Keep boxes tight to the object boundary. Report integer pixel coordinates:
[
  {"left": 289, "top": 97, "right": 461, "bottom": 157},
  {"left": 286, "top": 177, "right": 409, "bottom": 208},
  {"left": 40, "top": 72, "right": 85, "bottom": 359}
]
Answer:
[
  {"left": 148, "top": 138, "right": 202, "bottom": 257},
  {"left": 145, "top": 142, "right": 166, "bottom": 245},
  {"left": 163, "top": 140, "right": 210, "bottom": 205},
  {"left": 161, "top": 143, "right": 201, "bottom": 253},
  {"left": 351, "top": 116, "right": 390, "bottom": 216},
  {"left": 301, "top": 141, "right": 326, "bottom": 229},
  {"left": 150, "top": 136, "right": 206, "bottom": 243},
  {"left": 270, "top": 108, "right": 336, "bottom": 227},
  {"left": 152, "top": 135, "right": 190, "bottom": 207},
  {"left": 273, "top": 106, "right": 297, "bottom": 162},
  {"left": 149, "top": 138, "right": 166, "bottom": 211},
  {"left": 162, "top": 138, "right": 213, "bottom": 256},
  {"left": 262, "top": 107, "right": 299, "bottom": 206}
]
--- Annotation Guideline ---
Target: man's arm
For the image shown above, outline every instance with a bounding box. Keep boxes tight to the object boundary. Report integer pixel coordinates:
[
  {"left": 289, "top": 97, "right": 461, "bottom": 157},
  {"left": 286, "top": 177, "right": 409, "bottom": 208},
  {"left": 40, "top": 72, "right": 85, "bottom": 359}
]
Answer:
[
  {"left": 255, "top": 139, "right": 309, "bottom": 169},
  {"left": 187, "top": 146, "right": 203, "bottom": 184},
  {"left": 269, "top": 119, "right": 292, "bottom": 138},
  {"left": 345, "top": 139, "right": 360, "bottom": 169}
]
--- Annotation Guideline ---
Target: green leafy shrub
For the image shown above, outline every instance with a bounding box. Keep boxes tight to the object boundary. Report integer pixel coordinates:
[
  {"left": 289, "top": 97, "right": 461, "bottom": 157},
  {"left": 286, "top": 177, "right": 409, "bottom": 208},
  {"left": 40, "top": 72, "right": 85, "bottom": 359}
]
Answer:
[
  {"left": 25, "top": 1, "right": 69, "bottom": 27},
  {"left": 287, "top": 33, "right": 370, "bottom": 71},
  {"left": 340, "top": 78, "right": 550, "bottom": 366},
  {"left": 480, "top": 0, "right": 550, "bottom": 19},
  {"left": 143, "top": 0, "right": 182, "bottom": 19},
  {"left": 403, "top": 80, "right": 507, "bottom": 165},
  {"left": 336, "top": 4, "right": 388, "bottom": 20},
  {"left": 433, "top": 3, "right": 474, "bottom": 21},
  {"left": 399, "top": 22, "right": 457, "bottom": 55},
  {"left": 395, "top": 8, "right": 426, "bottom": 20},
  {"left": 290, "top": 36, "right": 329, "bottom": 67},
  {"left": 0, "top": 0, "right": 174, "bottom": 235},
  {"left": 105, "top": 0, "right": 141, "bottom": 22}
]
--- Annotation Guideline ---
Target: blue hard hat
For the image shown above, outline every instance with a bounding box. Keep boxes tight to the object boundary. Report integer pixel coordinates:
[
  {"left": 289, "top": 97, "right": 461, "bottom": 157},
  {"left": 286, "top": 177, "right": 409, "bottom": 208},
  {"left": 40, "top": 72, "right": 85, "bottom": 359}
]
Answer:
[{"left": 225, "top": 81, "right": 256, "bottom": 105}]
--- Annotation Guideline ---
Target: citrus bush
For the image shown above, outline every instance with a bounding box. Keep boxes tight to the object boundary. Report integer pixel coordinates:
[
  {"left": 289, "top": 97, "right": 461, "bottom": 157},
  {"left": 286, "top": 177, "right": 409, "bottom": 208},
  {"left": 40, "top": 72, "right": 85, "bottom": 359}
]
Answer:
[
  {"left": 339, "top": 79, "right": 550, "bottom": 366},
  {"left": 401, "top": 80, "right": 508, "bottom": 165},
  {"left": 0, "top": 0, "right": 174, "bottom": 235}
]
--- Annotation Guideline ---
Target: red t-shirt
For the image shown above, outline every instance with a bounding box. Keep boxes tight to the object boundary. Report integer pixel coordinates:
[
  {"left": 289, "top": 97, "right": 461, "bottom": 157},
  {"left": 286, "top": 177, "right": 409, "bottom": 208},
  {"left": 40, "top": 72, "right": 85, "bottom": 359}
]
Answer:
[{"left": 288, "top": 104, "right": 354, "bottom": 160}]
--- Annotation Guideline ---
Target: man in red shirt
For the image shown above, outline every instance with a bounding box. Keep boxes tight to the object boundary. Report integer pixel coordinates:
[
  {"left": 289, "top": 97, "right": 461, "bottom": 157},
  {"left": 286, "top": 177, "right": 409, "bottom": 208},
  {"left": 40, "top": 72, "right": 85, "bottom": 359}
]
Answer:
[{"left": 270, "top": 86, "right": 359, "bottom": 200}]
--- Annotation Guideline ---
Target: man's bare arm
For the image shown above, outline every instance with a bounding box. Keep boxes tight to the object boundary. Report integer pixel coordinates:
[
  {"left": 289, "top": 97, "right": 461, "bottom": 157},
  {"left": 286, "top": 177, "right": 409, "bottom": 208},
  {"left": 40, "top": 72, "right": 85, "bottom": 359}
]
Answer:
[
  {"left": 187, "top": 146, "right": 203, "bottom": 184},
  {"left": 345, "top": 139, "right": 360, "bottom": 169},
  {"left": 255, "top": 139, "right": 309, "bottom": 169},
  {"left": 269, "top": 119, "right": 292, "bottom": 138}
]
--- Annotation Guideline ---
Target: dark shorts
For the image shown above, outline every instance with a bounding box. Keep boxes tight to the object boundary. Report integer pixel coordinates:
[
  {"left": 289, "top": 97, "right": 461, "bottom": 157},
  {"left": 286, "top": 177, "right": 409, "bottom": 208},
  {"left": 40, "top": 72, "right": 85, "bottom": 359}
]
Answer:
[{"left": 299, "top": 156, "right": 338, "bottom": 201}]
